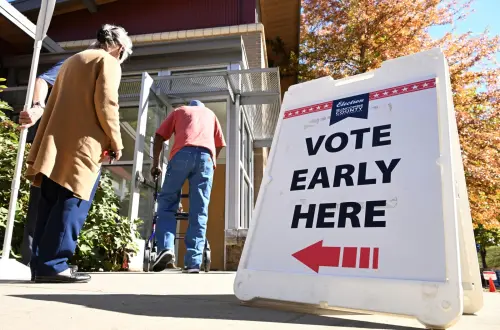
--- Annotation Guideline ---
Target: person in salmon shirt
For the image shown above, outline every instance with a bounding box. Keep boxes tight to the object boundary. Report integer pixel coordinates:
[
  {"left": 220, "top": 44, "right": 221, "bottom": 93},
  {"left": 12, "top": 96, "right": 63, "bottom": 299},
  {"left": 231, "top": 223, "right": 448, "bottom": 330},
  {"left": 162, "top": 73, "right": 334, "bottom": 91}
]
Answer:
[{"left": 150, "top": 100, "right": 226, "bottom": 273}]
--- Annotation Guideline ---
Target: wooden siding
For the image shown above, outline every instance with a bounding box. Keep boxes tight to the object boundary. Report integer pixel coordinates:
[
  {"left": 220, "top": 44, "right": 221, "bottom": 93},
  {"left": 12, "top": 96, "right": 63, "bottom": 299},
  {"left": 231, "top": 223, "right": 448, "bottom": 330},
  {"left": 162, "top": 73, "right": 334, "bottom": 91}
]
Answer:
[{"left": 44, "top": 0, "right": 257, "bottom": 42}]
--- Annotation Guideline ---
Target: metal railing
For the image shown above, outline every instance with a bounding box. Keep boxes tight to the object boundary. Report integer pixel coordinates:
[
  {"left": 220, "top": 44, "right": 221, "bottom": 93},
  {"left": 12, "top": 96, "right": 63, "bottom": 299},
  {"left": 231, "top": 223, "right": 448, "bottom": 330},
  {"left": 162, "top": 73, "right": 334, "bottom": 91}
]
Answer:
[{"left": 1, "top": 68, "right": 282, "bottom": 142}]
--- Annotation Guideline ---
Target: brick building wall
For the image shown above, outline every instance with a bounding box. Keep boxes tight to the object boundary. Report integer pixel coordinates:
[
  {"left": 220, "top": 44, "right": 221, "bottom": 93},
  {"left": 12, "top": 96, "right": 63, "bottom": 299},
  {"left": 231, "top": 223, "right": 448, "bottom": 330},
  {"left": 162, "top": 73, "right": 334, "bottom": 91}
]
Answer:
[{"left": 242, "top": 33, "right": 265, "bottom": 69}]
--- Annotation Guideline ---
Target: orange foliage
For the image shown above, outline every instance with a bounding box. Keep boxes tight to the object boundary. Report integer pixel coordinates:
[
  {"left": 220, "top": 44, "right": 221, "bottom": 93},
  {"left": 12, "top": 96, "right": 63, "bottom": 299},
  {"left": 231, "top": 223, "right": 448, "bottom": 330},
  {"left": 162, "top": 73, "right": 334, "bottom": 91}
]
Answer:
[{"left": 300, "top": 0, "right": 499, "bottom": 227}]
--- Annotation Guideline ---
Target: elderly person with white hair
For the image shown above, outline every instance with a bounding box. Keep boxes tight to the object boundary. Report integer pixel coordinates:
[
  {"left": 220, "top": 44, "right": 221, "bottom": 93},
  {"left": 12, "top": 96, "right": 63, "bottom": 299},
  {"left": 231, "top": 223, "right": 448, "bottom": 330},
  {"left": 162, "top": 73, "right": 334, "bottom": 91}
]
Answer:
[{"left": 25, "top": 24, "right": 133, "bottom": 283}]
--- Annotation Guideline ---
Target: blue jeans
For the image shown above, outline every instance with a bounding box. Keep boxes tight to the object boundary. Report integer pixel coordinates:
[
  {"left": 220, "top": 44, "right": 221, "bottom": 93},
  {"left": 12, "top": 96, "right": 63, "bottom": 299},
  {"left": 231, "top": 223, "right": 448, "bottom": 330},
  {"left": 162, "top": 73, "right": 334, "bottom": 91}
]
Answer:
[
  {"left": 30, "top": 171, "right": 101, "bottom": 276},
  {"left": 156, "top": 146, "right": 214, "bottom": 269}
]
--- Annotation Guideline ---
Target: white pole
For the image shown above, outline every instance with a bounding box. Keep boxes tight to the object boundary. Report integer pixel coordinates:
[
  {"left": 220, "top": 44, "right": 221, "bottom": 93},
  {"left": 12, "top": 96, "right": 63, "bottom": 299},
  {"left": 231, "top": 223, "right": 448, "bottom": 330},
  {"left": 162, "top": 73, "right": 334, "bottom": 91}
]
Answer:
[
  {"left": 0, "top": 41, "right": 42, "bottom": 260},
  {"left": 1, "top": 0, "right": 56, "bottom": 261}
]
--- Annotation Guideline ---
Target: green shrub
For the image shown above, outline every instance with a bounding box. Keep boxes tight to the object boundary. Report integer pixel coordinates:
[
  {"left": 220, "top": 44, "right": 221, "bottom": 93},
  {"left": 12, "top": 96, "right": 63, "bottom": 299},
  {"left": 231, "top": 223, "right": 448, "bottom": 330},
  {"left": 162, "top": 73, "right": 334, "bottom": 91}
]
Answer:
[
  {"left": 0, "top": 106, "right": 31, "bottom": 259},
  {"left": 0, "top": 78, "right": 13, "bottom": 112},
  {"left": 71, "top": 173, "right": 142, "bottom": 271},
  {"left": 0, "top": 84, "right": 141, "bottom": 270}
]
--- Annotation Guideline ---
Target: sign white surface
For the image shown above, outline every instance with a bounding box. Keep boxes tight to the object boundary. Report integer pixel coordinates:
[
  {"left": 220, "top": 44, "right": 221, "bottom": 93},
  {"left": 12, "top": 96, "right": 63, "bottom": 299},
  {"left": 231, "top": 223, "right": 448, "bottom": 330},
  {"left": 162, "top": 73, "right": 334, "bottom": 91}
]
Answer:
[
  {"left": 234, "top": 48, "right": 483, "bottom": 329},
  {"left": 483, "top": 271, "right": 497, "bottom": 281},
  {"left": 247, "top": 78, "right": 445, "bottom": 282}
]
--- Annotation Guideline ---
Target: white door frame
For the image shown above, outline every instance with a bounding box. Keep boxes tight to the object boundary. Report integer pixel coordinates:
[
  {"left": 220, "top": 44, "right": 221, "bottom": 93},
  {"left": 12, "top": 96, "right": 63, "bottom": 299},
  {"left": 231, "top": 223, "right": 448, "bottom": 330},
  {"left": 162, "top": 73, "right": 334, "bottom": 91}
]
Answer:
[
  {"left": 128, "top": 68, "right": 248, "bottom": 269},
  {"left": 239, "top": 105, "right": 254, "bottom": 228},
  {"left": 153, "top": 94, "right": 233, "bottom": 261},
  {"left": 128, "top": 72, "right": 154, "bottom": 225}
]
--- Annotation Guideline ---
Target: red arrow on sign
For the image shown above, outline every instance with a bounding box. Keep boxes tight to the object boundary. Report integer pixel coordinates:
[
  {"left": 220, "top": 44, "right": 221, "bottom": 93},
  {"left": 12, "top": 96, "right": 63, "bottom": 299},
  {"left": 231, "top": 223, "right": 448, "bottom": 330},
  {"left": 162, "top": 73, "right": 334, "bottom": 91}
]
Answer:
[
  {"left": 292, "top": 240, "right": 340, "bottom": 273},
  {"left": 292, "top": 240, "right": 379, "bottom": 273}
]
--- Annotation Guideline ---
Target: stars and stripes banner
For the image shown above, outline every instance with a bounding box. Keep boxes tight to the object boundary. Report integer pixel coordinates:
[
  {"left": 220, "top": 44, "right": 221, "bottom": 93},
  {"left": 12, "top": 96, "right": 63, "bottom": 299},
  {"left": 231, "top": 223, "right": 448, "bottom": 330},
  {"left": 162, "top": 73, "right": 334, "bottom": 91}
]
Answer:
[{"left": 283, "top": 78, "right": 437, "bottom": 120}]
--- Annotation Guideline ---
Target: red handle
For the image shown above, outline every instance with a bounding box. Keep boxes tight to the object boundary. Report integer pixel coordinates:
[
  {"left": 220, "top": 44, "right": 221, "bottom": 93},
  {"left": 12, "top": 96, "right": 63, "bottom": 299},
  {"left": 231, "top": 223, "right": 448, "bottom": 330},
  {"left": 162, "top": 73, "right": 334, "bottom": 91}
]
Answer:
[{"left": 103, "top": 150, "right": 116, "bottom": 164}]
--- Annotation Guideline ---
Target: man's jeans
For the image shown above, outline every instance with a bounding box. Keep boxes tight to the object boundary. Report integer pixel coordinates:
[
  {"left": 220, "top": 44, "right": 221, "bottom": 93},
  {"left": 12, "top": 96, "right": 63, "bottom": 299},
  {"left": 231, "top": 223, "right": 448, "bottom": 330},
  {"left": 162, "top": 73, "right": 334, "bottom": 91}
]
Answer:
[{"left": 156, "top": 146, "right": 214, "bottom": 269}]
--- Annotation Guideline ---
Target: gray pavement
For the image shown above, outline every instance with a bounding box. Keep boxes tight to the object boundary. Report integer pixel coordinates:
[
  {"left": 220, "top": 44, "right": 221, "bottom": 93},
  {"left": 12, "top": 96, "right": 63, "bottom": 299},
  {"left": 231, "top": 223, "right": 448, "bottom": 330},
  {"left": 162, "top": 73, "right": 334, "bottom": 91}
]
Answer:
[{"left": 0, "top": 272, "right": 498, "bottom": 330}]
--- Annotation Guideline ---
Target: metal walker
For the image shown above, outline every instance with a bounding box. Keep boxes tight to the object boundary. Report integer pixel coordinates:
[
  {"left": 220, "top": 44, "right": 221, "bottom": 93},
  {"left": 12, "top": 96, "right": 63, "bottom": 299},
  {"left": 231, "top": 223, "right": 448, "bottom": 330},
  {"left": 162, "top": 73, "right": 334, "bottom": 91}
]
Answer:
[{"left": 142, "top": 174, "right": 211, "bottom": 272}]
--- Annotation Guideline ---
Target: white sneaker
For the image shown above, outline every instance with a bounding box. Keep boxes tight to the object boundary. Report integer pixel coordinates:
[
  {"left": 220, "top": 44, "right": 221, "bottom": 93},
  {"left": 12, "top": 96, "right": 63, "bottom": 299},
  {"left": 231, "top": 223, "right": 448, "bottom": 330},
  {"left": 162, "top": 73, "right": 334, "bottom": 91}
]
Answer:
[
  {"left": 182, "top": 267, "right": 200, "bottom": 274},
  {"left": 152, "top": 250, "right": 175, "bottom": 272}
]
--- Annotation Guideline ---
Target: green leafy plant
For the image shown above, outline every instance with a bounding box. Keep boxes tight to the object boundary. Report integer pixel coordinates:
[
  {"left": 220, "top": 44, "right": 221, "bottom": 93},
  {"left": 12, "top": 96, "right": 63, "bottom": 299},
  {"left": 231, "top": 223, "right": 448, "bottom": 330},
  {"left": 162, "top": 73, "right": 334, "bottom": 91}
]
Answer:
[
  {"left": 0, "top": 78, "right": 13, "bottom": 112},
  {"left": 475, "top": 223, "right": 500, "bottom": 269},
  {"left": 266, "top": 36, "right": 298, "bottom": 80},
  {"left": 72, "top": 173, "right": 142, "bottom": 271},
  {"left": 0, "top": 100, "right": 31, "bottom": 258}
]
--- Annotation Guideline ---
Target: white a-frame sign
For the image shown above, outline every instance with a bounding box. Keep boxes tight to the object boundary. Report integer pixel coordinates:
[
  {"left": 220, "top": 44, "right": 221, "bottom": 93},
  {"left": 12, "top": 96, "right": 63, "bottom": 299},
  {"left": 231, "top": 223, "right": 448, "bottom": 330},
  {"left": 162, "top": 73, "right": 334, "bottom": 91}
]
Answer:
[{"left": 234, "top": 48, "right": 483, "bottom": 329}]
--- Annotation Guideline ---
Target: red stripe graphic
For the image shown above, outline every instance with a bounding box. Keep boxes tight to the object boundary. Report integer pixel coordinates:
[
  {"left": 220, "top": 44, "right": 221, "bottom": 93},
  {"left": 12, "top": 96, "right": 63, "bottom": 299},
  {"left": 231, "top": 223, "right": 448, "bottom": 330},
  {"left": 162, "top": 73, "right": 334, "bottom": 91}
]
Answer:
[
  {"left": 292, "top": 241, "right": 380, "bottom": 273},
  {"left": 369, "top": 78, "right": 435, "bottom": 101},
  {"left": 283, "top": 78, "right": 436, "bottom": 120},
  {"left": 283, "top": 101, "right": 333, "bottom": 120},
  {"left": 324, "top": 246, "right": 341, "bottom": 268},
  {"left": 359, "top": 247, "right": 371, "bottom": 269},
  {"left": 342, "top": 247, "right": 358, "bottom": 268},
  {"left": 373, "top": 248, "right": 379, "bottom": 270}
]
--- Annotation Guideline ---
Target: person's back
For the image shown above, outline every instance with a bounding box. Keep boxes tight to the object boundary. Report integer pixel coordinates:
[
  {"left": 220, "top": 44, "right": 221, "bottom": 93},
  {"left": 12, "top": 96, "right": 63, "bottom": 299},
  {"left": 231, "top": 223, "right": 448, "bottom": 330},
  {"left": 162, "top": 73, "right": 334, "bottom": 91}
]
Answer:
[
  {"left": 152, "top": 100, "right": 226, "bottom": 273},
  {"left": 26, "top": 48, "right": 122, "bottom": 200},
  {"left": 156, "top": 102, "right": 225, "bottom": 165},
  {"left": 43, "top": 50, "right": 120, "bottom": 148},
  {"left": 23, "top": 23, "right": 132, "bottom": 284}
]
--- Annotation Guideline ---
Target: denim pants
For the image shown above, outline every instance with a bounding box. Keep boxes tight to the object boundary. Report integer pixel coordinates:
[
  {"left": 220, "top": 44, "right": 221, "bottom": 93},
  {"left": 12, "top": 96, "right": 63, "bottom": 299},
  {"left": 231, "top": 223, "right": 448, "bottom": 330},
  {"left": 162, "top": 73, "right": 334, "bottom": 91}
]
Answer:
[
  {"left": 30, "top": 172, "right": 100, "bottom": 276},
  {"left": 21, "top": 185, "right": 42, "bottom": 265},
  {"left": 156, "top": 146, "right": 214, "bottom": 269}
]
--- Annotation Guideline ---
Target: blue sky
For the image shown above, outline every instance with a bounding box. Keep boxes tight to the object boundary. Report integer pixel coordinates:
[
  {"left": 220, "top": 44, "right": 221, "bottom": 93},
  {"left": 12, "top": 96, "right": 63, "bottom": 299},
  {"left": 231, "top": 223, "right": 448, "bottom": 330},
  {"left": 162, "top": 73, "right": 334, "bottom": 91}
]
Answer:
[
  {"left": 429, "top": 0, "right": 500, "bottom": 66},
  {"left": 429, "top": 0, "right": 500, "bottom": 38}
]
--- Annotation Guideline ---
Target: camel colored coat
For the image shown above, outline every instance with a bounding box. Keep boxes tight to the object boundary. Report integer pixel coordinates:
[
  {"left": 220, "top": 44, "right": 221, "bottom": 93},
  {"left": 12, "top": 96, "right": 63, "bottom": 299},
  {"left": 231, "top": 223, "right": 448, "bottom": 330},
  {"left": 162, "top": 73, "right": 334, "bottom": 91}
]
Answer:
[{"left": 26, "top": 49, "right": 123, "bottom": 201}]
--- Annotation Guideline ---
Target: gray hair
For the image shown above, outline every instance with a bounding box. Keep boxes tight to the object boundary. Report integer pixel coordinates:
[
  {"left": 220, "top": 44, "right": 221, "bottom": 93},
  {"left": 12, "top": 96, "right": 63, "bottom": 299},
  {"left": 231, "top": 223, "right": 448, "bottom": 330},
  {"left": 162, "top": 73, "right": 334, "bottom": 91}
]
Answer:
[{"left": 90, "top": 24, "right": 133, "bottom": 63}]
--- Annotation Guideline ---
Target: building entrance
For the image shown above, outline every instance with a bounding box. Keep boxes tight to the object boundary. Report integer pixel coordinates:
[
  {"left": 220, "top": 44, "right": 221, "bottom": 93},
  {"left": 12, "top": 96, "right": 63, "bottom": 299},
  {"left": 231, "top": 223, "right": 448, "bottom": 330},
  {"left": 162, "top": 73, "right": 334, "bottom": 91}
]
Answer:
[{"left": 104, "top": 68, "right": 280, "bottom": 270}]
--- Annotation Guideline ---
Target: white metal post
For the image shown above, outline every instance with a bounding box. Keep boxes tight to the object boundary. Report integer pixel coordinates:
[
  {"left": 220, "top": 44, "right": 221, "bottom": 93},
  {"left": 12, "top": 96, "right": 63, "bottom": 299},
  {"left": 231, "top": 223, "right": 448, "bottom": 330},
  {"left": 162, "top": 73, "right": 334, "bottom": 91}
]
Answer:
[
  {"left": 224, "top": 100, "right": 231, "bottom": 232},
  {"left": 227, "top": 94, "right": 241, "bottom": 230},
  {"left": 128, "top": 72, "right": 153, "bottom": 222},
  {"left": 126, "top": 72, "right": 154, "bottom": 272},
  {"left": 0, "top": 0, "right": 56, "bottom": 281},
  {"left": 223, "top": 64, "right": 242, "bottom": 269},
  {"left": 1, "top": 41, "right": 41, "bottom": 261}
]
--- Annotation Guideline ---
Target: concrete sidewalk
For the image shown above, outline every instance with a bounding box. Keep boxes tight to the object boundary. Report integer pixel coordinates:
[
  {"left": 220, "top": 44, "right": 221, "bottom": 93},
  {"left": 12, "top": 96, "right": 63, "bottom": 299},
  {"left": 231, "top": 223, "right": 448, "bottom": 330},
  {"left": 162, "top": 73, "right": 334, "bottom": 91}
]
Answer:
[{"left": 0, "top": 272, "right": 498, "bottom": 330}]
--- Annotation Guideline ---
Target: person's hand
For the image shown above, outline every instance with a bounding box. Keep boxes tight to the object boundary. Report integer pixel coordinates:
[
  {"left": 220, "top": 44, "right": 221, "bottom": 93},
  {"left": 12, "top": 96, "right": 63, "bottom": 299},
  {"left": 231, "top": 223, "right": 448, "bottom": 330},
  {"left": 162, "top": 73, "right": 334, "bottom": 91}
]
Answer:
[
  {"left": 114, "top": 149, "right": 122, "bottom": 161},
  {"left": 19, "top": 106, "right": 44, "bottom": 129},
  {"left": 100, "top": 150, "right": 112, "bottom": 163},
  {"left": 100, "top": 149, "right": 122, "bottom": 163},
  {"left": 151, "top": 166, "right": 162, "bottom": 179}
]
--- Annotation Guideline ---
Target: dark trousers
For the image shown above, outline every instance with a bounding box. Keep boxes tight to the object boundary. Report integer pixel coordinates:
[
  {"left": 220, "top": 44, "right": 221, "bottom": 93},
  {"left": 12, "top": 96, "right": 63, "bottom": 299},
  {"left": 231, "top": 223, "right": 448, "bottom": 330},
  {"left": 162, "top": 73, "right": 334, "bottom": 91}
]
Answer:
[
  {"left": 21, "top": 185, "right": 42, "bottom": 265},
  {"left": 30, "top": 173, "right": 100, "bottom": 276}
]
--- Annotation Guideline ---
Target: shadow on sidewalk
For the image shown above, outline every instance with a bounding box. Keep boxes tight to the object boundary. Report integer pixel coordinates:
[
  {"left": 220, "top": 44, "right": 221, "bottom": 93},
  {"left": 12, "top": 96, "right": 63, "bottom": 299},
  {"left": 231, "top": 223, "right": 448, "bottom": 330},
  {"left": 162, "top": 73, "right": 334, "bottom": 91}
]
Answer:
[{"left": 10, "top": 294, "right": 422, "bottom": 329}]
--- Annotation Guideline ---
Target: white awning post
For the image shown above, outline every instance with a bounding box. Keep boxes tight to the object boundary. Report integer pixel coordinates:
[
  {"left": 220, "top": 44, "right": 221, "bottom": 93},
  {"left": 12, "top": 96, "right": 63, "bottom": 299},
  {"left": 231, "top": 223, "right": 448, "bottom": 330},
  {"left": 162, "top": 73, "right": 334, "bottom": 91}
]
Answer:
[{"left": 0, "top": 0, "right": 56, "bottom": 281}]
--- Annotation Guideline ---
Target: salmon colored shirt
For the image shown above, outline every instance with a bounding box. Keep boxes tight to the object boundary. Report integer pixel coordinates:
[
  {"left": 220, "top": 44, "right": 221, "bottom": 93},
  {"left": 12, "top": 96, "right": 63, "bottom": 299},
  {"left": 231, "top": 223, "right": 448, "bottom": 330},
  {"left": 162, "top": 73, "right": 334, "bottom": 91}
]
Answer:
[{"left": 156, "top": 105, "right": 226, "bottom": 167}]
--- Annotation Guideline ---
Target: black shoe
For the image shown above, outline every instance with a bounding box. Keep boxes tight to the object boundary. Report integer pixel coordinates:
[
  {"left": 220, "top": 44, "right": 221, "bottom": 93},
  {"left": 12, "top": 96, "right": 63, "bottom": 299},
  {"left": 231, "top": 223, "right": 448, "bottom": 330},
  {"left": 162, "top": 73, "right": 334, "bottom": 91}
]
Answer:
[
  {"left": 152, "top": 250, "right": 174, "bottom": 272},
  {"left": 35, "top": 272, "right": 91, "bottom": 283},
  {"left": 32, "top": 265, "right": 78, "bottom": 281}
]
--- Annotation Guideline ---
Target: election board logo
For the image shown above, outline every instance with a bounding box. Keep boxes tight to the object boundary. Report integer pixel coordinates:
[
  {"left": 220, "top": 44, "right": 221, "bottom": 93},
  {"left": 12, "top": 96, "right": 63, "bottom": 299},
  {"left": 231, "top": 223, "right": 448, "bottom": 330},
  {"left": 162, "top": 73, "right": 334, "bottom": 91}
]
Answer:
[{"left": 330, "top": 93, "right": 370, "bottom": 126}]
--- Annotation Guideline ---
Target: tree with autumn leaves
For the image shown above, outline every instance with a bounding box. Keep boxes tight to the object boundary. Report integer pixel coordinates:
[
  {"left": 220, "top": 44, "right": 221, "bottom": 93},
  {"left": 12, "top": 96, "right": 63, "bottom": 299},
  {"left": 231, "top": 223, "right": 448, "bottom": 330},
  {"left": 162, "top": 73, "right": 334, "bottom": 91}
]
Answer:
[{"left": 296, "top": 0, "right": 499, "bottom": 264}]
